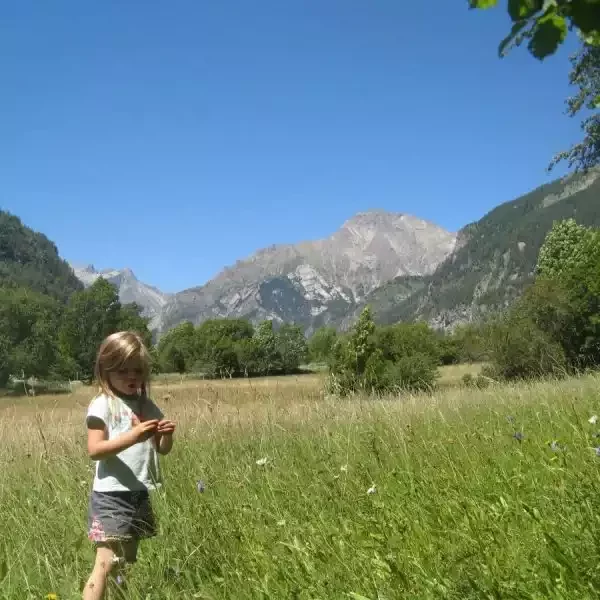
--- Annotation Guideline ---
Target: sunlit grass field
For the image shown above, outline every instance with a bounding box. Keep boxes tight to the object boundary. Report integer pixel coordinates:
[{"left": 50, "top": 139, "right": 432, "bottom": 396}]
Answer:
[{"left": 2, "top": 366, "right": 600, "bottom": 599}]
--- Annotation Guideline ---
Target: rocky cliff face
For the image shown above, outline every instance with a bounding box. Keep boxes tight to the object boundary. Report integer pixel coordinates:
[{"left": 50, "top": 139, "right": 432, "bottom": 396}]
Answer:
[{"left": 157, "top": 211, "right": 456, "bottom": 335}]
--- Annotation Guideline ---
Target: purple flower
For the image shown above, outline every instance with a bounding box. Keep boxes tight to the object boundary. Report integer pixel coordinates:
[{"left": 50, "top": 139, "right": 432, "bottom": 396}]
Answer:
[
  {"left": 196, "top": 480, "right": 206, "bottom": 493},
  {"left": 116, "top": 575, "right": 124, "bottom": 586},
  {"left": 513, "top": 432, "right": 524, "bottom": 442}
]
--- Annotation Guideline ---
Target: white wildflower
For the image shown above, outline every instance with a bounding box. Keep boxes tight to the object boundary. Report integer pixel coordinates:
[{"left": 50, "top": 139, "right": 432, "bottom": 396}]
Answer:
[
  {"left": 367, "top": 484, "right": 377, "bottom": 495},
  {"left": 590, "top": 415, "right": 599, "bottom": 425},
  {"left": 256, "top": 457, "right": 268, "bottom": 466},
  {"left": 340, "top": 464, "right": 348, "bottom": 473}
]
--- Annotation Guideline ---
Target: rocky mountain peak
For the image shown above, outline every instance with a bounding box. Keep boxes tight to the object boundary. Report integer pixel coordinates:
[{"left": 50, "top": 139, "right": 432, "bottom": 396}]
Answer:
[
  {"left": 71, "top": 209, "right": 457, "bottom": 336},
  {"left": 154, "top": 209, "right": 457, "bottom": 335}
]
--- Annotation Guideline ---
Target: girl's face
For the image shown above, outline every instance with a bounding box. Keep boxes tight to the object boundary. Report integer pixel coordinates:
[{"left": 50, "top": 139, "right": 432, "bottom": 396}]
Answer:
[{"left": 108, "top": 360, "right": 146, "bottom": 396}]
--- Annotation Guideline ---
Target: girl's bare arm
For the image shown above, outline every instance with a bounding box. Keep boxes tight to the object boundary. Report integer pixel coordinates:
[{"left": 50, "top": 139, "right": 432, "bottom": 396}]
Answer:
[{"left": 87, "top": 418, "right": 159, "bottom": 460}]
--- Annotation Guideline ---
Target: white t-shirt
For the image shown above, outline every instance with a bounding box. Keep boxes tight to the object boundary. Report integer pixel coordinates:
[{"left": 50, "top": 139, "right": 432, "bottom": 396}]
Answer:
[{"left": 86, "top": 393, "right": 164, "bottom": 493}]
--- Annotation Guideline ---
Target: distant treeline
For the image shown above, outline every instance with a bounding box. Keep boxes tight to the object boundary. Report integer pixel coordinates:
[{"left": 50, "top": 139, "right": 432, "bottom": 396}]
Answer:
[{"left": 2, "top": 209, "right": 599, "bottom": 394}]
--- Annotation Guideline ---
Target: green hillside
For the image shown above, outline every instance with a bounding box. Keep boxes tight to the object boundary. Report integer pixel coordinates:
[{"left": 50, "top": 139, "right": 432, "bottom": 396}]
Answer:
[
  {"left": 0, "top": 211, "right": 82, "bottom": 302},
  {"left": 364, "top": 168, "right": 600, "bottom": 328}
]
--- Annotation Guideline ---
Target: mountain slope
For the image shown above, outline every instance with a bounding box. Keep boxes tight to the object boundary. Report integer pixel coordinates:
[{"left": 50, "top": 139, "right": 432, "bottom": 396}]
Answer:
[
  {"left": 158, "top": 211, "right": 456, "bottom": 334},
  {"left": 361, "top": 168, "right": 600, "bottom": 329},
  {"left": 0, "top": 211, "right": 82, "bottom": 302},
  {"left": 71, "top": 265, "right": 170, "bottom": 327}
]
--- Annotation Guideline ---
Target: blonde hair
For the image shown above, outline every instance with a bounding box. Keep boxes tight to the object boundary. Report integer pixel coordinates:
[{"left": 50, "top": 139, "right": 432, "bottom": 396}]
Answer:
[{"left": 94, "top": 331, "right": 152, "bottom": 399}]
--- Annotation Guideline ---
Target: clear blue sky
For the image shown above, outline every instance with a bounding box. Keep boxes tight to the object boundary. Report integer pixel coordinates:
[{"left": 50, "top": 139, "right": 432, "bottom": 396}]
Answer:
[{"left": 0, "top": 1, "right": 582, "bottom": 293}]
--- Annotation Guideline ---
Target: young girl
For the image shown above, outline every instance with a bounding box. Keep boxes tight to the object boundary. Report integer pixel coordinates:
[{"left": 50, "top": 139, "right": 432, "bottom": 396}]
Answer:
[{"left": 83, "top": 331, "right": 175, "bottom": 600}]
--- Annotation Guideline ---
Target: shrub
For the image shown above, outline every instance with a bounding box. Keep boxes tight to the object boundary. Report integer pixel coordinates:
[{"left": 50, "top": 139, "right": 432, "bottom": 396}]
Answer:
[
  {"left": 383, "top": 353, "right": 438, "bottom": 392},
  {"left": 488, "top": 315, "right": 567, "bottom": 380}
]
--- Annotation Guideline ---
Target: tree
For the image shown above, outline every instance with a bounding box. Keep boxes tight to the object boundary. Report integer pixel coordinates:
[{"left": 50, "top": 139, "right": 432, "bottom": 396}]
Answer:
[
  {"left": 234, "top": 337, "right": 262, "bottom": 377},
  {"left": 549, "top": 44, "right": 600, "bottom": 171},
  {"left": 536, "top": 218, "right": 593, "bottom": 278},
  {"left": 118, "top": 302, "right": 152, "bottom": 348},
  {"left": 308, "top": 326, "right": 338, "bottom": 363},
  {"left": 489, "top": 219, "right": 600, "bottom": 377},
  {"left": 470, "top": 0, "right": 600, "bottom": 61},
  {"left": 348, "top": 306, "right": 377, "bottom": 377},
  {"left": 194, "top": 319, "right": 253, "bottom": 377},
  {"left": 0, "top": 287, "right": 62, "bottom": 385},
  {"left": 57, "top": 278, "right": 152, "bottom": 379},
  {"left": 254, "top": 320, "right": 282, "bottom": 375},
  {"left": 156, "top": 321, "right": 197, "bottom": 373},
  {"left": 276, "top": 323, "right": 308, "bottom": 373}
]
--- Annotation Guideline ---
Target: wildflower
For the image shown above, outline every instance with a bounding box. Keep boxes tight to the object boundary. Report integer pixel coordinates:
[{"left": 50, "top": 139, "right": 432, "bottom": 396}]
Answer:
[
  {"left": 256, "top": 457, "right": 268, "bottom": 466},
  {"left": 367, "top": 484, "right": 377, "bottom": 495},
  {"left": 196, "top": 480, "right": 205, "bottom": 493},
  {"left": 549, "top": 440, "right": 561, "bottom": 451},
  {"left": 595, "top": 447, "right": 600, "bottom": 457},
  {"left": 340, "top": 464, "right": 348, "bottom": 473},
  {"left": 513, "top": 432, "right": 524, "bottom": 442},
  {"left": 589, "top": 415, "right": 598, "bottom": 425},
  {"left": 276, "top": 519, "right": 286, "bottom": 526},
  {"left": 46, "top": 595, "right": 58, "bottom": 600},
  {"left": 116, "top": 575, "right": 124, "bottom": 586}
]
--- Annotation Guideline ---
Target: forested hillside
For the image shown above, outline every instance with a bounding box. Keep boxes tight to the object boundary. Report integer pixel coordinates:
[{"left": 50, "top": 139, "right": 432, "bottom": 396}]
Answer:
[
  {"left": 0, "top": 211, "right": 82, "bottom": 302},
  {"left": 361, "top": 168, "right": 600, "bottom": 328}
]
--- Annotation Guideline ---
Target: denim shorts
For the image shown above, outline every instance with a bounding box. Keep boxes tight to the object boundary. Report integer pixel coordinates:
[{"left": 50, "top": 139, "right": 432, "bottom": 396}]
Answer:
[{"left": 87, "top": 490, "right": 156, "bottom": 555}]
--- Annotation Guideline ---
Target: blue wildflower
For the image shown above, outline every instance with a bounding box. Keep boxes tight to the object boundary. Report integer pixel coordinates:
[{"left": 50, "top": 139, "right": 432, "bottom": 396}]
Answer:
[{"left": 513, "top": 432, "right": 524, "bottom": 442}]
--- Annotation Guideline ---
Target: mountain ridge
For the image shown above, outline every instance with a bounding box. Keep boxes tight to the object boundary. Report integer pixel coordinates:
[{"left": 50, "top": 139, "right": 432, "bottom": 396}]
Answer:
[
  {"left": 356, "top": 167, "right": 600, "bottom": 329},
  {"left": 155, "top": 210, "right": 456, "bottom": 334},
  {"left": 68, "top": 169, "right": 600, "bottom": 337}
]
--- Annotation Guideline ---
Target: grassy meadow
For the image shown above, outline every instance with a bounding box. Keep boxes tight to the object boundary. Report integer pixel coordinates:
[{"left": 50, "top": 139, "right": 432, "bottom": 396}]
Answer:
[{"left": 2, "top": 366, "right": 600, "bottom": 599}]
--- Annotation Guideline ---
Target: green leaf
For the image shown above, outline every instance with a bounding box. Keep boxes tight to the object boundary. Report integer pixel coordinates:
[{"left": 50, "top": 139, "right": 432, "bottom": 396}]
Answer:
[
  {"left": 499, "top": 19, "right": 532, "bottom": 56},
  {"left": 508, "top": 0, "right": 543, "bottom": 22},
  {"left": 528, "top": 13, "right": 568, "bottom": 59},
  {"left": 468, "top": 0, "right": 498, "bottom": 8},
  {"left": 583, "top": 30, "right": 600, "bottom": 46},
  {"left": 568, "top": 0, "right": 600, "bottom": 35}
]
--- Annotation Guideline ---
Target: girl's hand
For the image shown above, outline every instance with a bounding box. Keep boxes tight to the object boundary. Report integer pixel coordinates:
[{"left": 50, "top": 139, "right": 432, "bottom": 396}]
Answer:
[
  {"left": 157, "top": 419, "right": 176, "bottom": 434},
  {"left": 131, "top": 419, "right": 159, "bottom": 442}
]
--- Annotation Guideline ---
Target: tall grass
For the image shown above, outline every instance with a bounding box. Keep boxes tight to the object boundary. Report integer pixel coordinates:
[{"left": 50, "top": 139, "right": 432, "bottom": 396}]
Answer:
[{"left": 1, "top": 370, "right": 600, "bottom": 599}]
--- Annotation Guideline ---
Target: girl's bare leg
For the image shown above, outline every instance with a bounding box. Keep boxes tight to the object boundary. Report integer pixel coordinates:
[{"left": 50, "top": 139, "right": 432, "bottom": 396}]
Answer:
[
  {"left": 83, "top": 544, "right": 117, "bottom": 600},
  {"left": 82, "top": 541, "right": 137, "bottom": 600}
]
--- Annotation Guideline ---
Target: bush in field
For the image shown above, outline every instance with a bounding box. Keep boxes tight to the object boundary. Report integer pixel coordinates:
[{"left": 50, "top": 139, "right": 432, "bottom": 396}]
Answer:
[
  {"left": 383, "top": 353, "right": 438, "bottom": 392},
  {"left": 327, "top": 307, "right": 438, "bottom": 396},
  {"left": 487, "top": 313, "right": 567, "bottom": 380}
]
